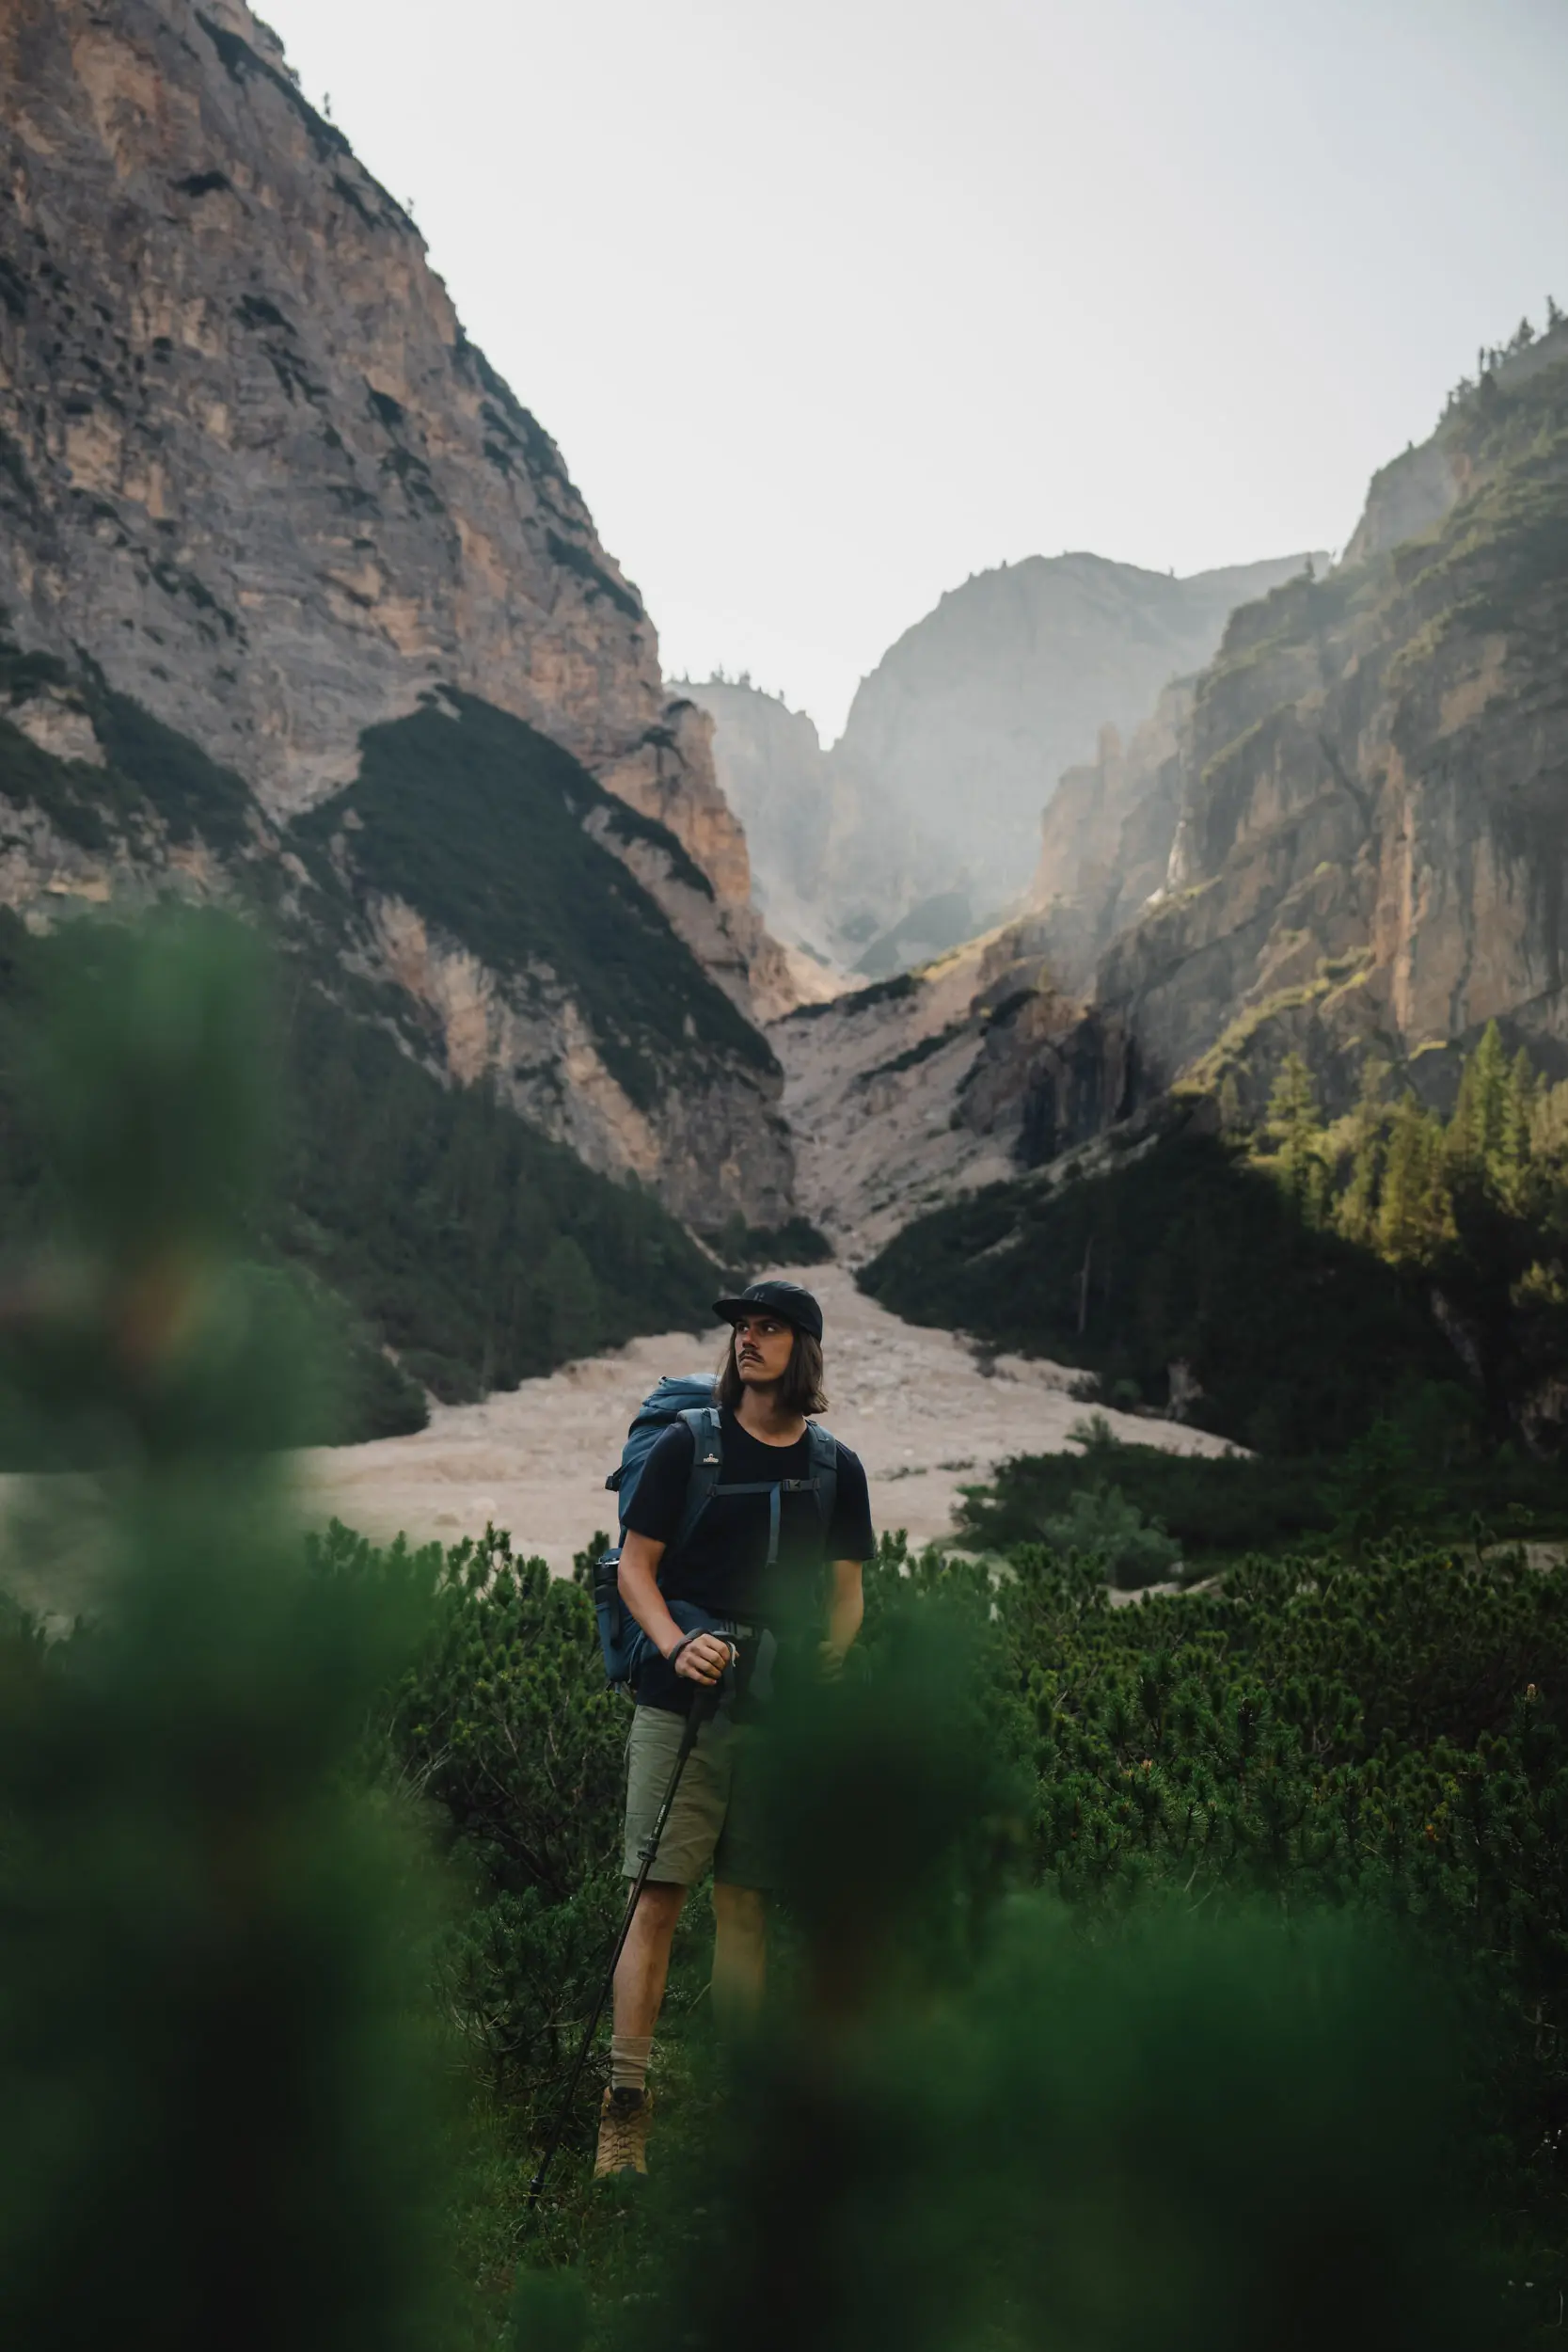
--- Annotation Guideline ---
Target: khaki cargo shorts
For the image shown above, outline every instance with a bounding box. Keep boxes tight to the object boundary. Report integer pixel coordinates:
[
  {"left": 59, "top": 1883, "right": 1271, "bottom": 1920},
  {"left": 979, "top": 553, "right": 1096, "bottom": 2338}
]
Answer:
[{"left": 622, "top": 1703, "right": 775, "bottom": 1891}]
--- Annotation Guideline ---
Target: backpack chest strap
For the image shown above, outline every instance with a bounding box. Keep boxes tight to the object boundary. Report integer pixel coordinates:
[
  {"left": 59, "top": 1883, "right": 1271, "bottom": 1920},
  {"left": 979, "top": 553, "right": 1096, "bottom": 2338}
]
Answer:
[
  {"left": 714, "top": 1477, "right": 820, "bottom": 1565},
  {"left": 671, "top": 1414, "right": 841, "bottom": 1570}
]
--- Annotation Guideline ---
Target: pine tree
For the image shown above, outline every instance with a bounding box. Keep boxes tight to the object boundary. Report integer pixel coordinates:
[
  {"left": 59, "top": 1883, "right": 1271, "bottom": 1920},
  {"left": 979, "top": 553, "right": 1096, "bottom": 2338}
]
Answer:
[
  {"left": 1532, "top": 1076, "right": 1568, "bottom": 1168},
  {"left": 1497, "top": 1045, "right": 1538, "bottom": 1213},
  {"left": 0, "top": 917, "right": 450, "bottom": 2349},
  {"left": 1447, "top": 1020, "right": 1511, "bottom": 1184},
  {"left": 1262, "top": 1053, "right": 1330, "bottom": 1225},
  {"left": 1376, "top": 1093, "right": 1449, "bottom": 1265},
  {"left": 1335, "top": 1059, "right": 1389, "bottom": 1248}
]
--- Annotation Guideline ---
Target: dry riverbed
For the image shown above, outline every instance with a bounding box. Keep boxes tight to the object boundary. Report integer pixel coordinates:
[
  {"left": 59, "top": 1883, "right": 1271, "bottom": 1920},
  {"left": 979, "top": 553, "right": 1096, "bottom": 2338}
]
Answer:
[{"left": 298, "top": 1265, "right": 1237, "bottom": 1571}]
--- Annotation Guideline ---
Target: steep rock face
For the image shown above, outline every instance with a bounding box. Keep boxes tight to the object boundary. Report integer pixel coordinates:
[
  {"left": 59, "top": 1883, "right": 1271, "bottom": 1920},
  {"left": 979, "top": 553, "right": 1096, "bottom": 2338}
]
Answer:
[
  {"left": 773, "top": 922, "right": 1123, "bottom": 1259},
  {"left": 295, "top": 691, "right": 794, "bottom": 1230},
  {"left": 674, "top": 675, "right": 950, "bottom": 972},
  {"left": 0, "top": 637, "right": 795, "bottom": 1238},
  {"left": 1090, "top": 325, "right": 1568, "bottom": 1118},
  {"left": 832, "top": 549, "right": 1320, "bottom": 913},
  {"left": 1026, "top": 682, "right": 1192, "bottom": 993},
  {"left": 0, "top": 0, "right": 791, "bottom": 1014}
]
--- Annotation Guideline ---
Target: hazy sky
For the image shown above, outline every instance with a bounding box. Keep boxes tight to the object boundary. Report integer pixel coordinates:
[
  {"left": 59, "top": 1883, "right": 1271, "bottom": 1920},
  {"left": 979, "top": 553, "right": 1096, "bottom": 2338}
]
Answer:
[{"left": 262, "top": 0, "right": 1568, "bottom": 739}]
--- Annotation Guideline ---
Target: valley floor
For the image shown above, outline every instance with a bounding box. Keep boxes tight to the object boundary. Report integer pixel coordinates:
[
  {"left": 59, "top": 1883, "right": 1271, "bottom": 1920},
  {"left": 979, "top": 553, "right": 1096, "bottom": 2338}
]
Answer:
[{"left": 296, "top": 1265, "right": 1237, "bottom": 1569}]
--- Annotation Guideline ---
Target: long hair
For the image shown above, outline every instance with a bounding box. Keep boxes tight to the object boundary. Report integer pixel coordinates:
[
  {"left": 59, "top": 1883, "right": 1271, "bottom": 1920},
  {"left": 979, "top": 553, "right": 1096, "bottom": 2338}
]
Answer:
[{"left": 716, "top": 1324, "right": 828, "bottom": 1417}]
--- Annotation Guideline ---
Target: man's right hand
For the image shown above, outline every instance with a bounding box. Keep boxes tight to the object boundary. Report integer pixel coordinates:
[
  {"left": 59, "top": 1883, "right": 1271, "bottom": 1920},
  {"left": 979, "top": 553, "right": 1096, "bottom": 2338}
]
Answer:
[{"left": 671, "top": 1630, "right": 734, "bottom": 1685}]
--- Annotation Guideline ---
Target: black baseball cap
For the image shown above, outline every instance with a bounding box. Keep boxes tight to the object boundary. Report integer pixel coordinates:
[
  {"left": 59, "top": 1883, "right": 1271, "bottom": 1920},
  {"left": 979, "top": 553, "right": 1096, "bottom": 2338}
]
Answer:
[{"left": 712, "top": 1279, "right": 824, "bottom": 1342}]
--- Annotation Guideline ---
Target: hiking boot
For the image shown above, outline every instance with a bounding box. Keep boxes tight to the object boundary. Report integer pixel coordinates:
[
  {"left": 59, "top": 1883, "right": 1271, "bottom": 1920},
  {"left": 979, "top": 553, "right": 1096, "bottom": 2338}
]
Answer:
[{"left": 594, "top": 2085, "right": 653, "bottom": 2180}]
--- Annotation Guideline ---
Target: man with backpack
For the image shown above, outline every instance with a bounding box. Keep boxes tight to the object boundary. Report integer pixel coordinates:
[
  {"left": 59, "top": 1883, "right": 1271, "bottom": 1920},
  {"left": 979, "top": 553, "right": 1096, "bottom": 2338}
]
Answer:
[{"left": 594, "top": 1278, "right": 874, "bottom": 2180}]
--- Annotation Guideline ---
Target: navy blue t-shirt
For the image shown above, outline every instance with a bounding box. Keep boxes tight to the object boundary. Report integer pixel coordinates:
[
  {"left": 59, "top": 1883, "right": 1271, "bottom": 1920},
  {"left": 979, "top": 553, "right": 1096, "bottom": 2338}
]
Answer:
[{"left": 624, "top": 1409, "right": 874, "bottom": 1712}]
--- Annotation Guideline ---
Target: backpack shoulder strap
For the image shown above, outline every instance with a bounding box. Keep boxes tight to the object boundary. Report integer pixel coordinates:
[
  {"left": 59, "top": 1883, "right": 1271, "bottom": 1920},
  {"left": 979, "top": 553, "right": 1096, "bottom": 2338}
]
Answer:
[
  {"left": 805, "top": 1422, "right": 839, "bottom": 1543},
  {"left": 669, "top": 1406, "right": 723, "bottom": 1564}
]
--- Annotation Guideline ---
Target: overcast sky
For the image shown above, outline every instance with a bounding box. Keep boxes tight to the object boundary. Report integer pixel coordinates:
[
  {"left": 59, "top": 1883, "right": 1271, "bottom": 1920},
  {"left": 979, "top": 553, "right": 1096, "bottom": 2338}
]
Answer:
[{"left": 261, "top": 0, "right": 1568, "bottom": 739}]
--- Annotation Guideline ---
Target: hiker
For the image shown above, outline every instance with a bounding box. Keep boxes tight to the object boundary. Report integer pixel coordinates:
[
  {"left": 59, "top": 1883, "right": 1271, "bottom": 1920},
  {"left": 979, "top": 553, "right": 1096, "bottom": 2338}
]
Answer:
[{"left": 594, "top": 1278, "right": 874, "bottom": 2180}]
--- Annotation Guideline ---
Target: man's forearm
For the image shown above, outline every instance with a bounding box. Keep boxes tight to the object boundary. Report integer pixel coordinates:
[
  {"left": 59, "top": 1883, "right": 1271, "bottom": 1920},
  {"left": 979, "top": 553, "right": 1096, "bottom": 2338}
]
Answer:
[{"left": 617, "top": 1542, "right": 684, "bottom": 1660}]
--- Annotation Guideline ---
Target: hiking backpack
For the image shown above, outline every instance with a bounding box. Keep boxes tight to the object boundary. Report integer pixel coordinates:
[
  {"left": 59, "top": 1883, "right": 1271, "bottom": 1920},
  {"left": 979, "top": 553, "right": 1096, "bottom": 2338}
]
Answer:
[{"left": 592, "top": 1375, "right": 839, "bottom": 1690}]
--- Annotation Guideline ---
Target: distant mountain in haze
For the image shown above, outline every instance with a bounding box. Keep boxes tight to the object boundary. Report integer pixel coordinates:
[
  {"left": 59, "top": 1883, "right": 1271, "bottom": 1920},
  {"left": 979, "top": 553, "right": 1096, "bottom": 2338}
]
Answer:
[
  {"left": 689, "top": 551, "right": 1323, "bottom": 977},
  {"left": 673, "top": 675, "right": 954, "bottom": 972},
  {"left": 832, "top": 550, "right": 1324, "bottom": 913}
]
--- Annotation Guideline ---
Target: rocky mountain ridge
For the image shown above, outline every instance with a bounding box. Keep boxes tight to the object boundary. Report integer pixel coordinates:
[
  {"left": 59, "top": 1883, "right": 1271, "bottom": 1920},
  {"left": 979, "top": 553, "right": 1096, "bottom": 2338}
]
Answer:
[
  {"left": 0, "top": 0, "right": 794, "bottom": 1021},
  {"left": 780, "top": 321, "right": 1568, "bottom": 1276},
  {"left": 0, "top": 0, "right": 801, "bottom": 1295},
  {"left": 1025, "top": 681, "right": 1194, "bottom": 995},
  {"left": 685, "top": 548, "right": 1316, "bottom": 979},
  {"left": 1082, "top": 318, "right": 1568, "bottom": 1120}
]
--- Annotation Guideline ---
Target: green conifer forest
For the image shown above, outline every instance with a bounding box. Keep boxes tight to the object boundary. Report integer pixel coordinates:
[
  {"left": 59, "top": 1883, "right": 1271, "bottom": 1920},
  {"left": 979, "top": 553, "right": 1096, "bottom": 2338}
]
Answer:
[{"left": 863, "top": 1025, "right": 1568, "bottom": 1465}]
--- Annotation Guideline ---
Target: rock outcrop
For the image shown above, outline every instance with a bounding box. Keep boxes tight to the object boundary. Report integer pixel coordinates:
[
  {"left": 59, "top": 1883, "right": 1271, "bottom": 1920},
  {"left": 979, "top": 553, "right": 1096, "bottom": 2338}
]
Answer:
[
  {"left": 1083, "top": 322, "right": 1568, "bottom": 1120},
  {"left": 830, "top": 319, "right": 1568, "bottom": 1289},
  {"left": 0, "top": 635, "right": 797, "bottom": 1233},
  {"left": 0, "top": 0, "right": 792, "bottom": 1015},
  {"left": 772, "top": 921, "right": 1126, "bottom": 1260},
  {"left": 1025, "top": 681, "right": 1192, "bottom": 994}
]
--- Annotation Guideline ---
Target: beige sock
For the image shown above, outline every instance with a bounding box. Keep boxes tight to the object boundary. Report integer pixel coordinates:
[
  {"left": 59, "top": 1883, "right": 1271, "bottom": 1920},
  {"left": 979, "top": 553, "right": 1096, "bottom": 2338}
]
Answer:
[{"left": 610, "top": 2032, "right": 653, "bottom": 2093}]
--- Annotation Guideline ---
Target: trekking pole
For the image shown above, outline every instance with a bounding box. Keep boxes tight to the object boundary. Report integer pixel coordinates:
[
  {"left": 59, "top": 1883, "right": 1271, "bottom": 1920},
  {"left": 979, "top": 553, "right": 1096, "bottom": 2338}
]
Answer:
[{"left": 526, "top": 1677, "right": 724, "bottom": 2207}]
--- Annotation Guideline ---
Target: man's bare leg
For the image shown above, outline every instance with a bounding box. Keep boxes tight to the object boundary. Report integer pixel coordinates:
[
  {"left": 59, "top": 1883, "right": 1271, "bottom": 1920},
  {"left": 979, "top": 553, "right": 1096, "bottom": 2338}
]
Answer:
[
  {"left": 596, "top": 1882, "right": 685, "bottom": 2177},
  {"left": 613, "top": 1880, "right": 686, "bottom": 2041},
  {"left": 711, "top": 1882, "right": 767, "bottom": 2034}
]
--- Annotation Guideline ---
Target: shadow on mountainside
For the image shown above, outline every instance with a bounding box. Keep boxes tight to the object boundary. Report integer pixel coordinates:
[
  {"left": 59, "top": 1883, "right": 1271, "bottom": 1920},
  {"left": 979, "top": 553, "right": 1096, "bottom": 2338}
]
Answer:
[{"left": 859, "top": 1131, "right": 1460, "bottom": 1456}]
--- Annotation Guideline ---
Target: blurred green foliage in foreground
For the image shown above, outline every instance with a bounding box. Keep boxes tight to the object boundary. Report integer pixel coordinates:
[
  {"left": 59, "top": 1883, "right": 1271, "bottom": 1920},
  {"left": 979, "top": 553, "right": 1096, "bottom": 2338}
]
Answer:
[
  {"left": 1, "top": 915, "right": 1565, "bottom": 2348},
  {"left": 0, "top": 915, "right": 451, "bottom": 2347}
]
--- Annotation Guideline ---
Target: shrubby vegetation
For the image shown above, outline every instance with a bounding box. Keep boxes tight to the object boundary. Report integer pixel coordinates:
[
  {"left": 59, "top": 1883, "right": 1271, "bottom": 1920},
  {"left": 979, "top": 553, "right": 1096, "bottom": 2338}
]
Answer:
[
  {"left": 8, "top": 914, "right": 1568, "bottom": 2349},
  {"left": 272, "top": 1509, "right": 1568, "bottom": 2344},
  {"left": 965, "top": 1406, "right": 1568, "bottom": 1568}
]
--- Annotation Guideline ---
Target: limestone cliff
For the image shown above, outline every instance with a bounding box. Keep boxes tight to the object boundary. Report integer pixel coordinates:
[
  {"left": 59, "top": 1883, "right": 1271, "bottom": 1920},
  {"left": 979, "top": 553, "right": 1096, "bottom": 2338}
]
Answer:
[
  {"left": 1088, "top": 322, "right": 1568, "bottom": 1119},
  {"left": 0, "top": 633, "right": 796, "bottom": 1234},
  {"left": 0, "top": 0, "right": 792, "bottom": 1016},
  {"left": 1025, "top": 682, "right": 1192, "bottom": 994}
]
